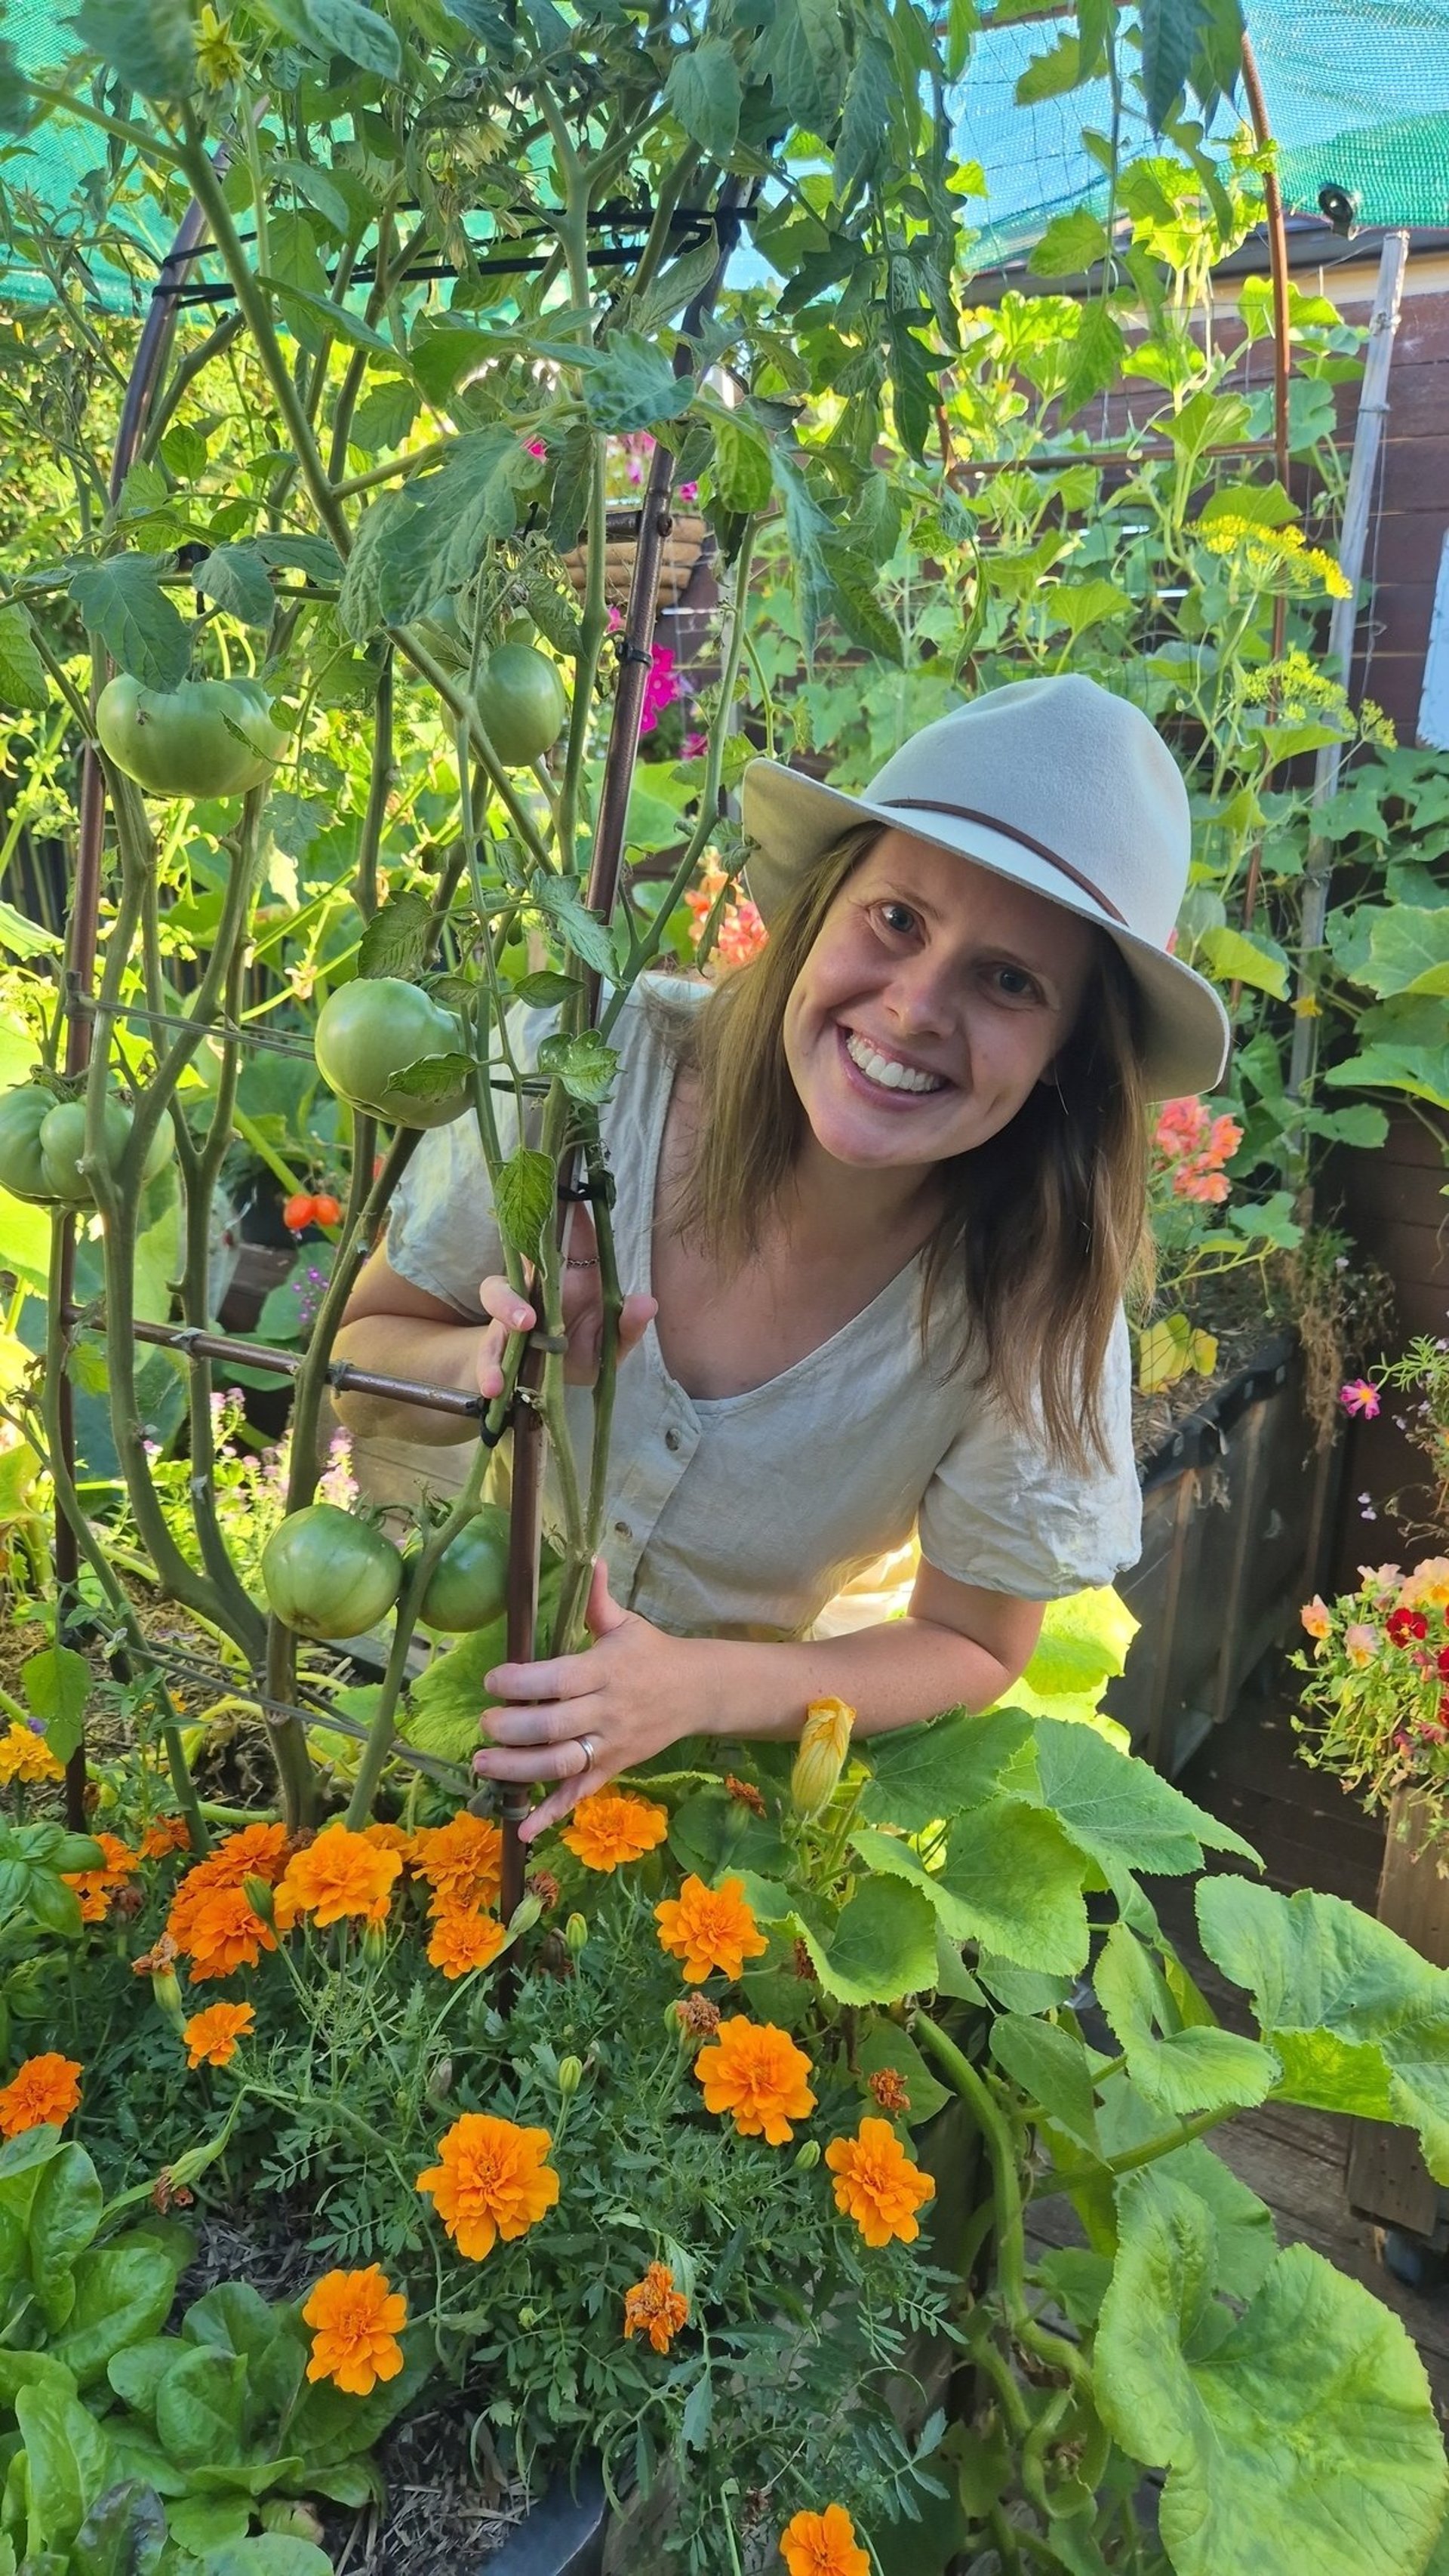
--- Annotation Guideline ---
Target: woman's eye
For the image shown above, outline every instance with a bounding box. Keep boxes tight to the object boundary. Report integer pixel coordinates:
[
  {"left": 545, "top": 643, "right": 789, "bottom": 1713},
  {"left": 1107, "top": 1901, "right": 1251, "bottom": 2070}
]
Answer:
[
  {"left": 876, "top": 901, "right": 918, "bottom": 937},
  {"left": 989, "top": 964, "right": 1041, "bottom": 1002}
]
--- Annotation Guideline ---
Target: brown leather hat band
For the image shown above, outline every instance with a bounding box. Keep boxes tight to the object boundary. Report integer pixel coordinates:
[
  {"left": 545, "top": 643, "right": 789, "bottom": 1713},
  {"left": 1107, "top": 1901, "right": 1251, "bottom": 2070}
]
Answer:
[{"left": 881, "top": 798, "right": 1128, "bottom": 928}]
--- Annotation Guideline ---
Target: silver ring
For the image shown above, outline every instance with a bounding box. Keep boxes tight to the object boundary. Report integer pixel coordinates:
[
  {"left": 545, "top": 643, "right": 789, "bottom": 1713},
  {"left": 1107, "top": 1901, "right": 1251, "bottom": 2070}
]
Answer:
[
  {"left": 564, "top": 1255, "right": 598, "bottom": 1270},
  {"left": 577, "top": 1734, "right": 598, "bottom": 1771}
]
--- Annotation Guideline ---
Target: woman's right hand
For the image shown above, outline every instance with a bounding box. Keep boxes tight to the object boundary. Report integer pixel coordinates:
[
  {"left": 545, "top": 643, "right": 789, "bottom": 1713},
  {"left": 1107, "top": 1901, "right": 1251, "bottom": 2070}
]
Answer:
[{"left": 475, "top": 1206, "right": 657, "bottom": 1399}]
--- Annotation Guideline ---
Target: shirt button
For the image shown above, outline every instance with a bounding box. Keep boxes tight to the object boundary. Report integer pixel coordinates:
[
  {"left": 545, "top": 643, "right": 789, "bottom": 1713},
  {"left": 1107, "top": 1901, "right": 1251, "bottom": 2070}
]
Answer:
[
  {"left": 613, "top": 1518, "right": 631, "bottom": 1540},
  {"left": 665, "top": 1428, "right": 681, "bottom": 1454}
]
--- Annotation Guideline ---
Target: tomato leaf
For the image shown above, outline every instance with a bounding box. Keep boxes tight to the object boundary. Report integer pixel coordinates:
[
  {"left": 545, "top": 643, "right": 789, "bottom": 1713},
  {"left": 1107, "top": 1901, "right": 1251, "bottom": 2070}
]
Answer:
[
  {"left": 494, "top": 1148, "right": 555, "bottom": 1265},
  {"left": 70, "top": 559, "right": 189, "bottom": 692},
  {"left": 70, "top": 0, "right": 194, "bottom": 96},
  {"left": 0, "top": 605, "right": 51, "bottom": 710},
  {"left": 528, "top": 876, "right": 619, "bottom": 982},
  {"left": 193, "top": 546, "right": 275, "bottom": 630},
  {"left": 358, "top": 894, "right": 432, "bottom": 983},
  {"left": 536, "top": 1031, "right": 618, "bottom": 1106},
  {"left": 666, "top": 37, "right": 742, "bottom": 161}
]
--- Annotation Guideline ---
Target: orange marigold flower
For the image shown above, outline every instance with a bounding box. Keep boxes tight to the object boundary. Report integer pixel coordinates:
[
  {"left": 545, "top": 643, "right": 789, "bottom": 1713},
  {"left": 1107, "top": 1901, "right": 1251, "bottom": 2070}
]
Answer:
[
  {"left": 0, "top": 1722, "right": 63, "bottom": 1787},
  {"left": 411, "top": 1811, "right": 503, "bottom": 1914},
  {"left": 426, "top": 1907, "right": 506, "bottom": 1980},
  {"left": 779, "top": 2503, "right": 870, "bottom": 2576},
  {"left": 140, "top": 1814, "right": 192, "bottom": 1860},
  {"left": 175, "top": 1886, "right": 276, "bottom": 1982},
  {"left": 183, "top": 2000, "right": 254, "bottom": 2069},
  {"left": 167, "top": 1823, "right": 291, "bottom": 1953},
  {"left": 417, "top": 2113, "right": 559, "bottom": 2261},
  {"left": 867, "top": 2067, "right": 911, "bottom": 2115},
  {"left": 695, "top": 2017, "right": 816, "bottom": 2145},
  {"left": 361, "top": 1821, "right": 413, "bottom": 1860},
  {"left": 560, "top": 1790, "right": 668, "bottom": 1873},
  {"left": 302, "top": 2264, "right": 408, "bottom": 2397},
  {"left": 273, "top": 1822, "right": 401, "bottom": 1932},
  {"left": 655, "top": 1875, "right": 769, "bottom": 1984},
  {"left": 64, "top": 1830, "right": 140, "bottom": 1923},
  {"left": 0, "top": 2052, "right": 82, "bottom": 2137},
  {"left": 623, "top": 2261, "right": 689, "bottom": 2353},
  {"left": 825, "top": 2116, "right": 934, "bottom": 2247}
]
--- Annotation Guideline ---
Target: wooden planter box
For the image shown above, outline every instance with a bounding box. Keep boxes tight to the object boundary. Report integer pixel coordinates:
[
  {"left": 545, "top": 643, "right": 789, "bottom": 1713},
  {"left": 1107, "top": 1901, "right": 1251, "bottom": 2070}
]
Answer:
[
  {"left": 1104, "top": 1331, "right": 1342, "bottom": 1778},
  {"left": 1346, "top": 1790, "right": 1449, "bottom": 2240}
]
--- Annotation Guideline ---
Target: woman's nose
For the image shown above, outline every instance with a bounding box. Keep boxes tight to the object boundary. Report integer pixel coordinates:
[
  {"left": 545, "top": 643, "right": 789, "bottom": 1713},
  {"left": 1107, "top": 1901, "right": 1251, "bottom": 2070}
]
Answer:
[{"left": 881, "top": 953, "right": 956, "bottom": 1037}]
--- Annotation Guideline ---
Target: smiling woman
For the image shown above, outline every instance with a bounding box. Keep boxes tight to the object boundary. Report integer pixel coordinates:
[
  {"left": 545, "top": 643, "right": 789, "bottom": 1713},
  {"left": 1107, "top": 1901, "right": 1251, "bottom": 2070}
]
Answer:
[{"left": 333, "top": 675, "right": 1230, "bottom": 1830}]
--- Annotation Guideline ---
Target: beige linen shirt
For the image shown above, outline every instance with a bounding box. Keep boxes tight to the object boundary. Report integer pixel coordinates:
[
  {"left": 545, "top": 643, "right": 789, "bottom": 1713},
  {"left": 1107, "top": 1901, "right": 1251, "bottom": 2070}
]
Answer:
[{"left": 383, "top": 980, "right": 1142, "bottom": 1642}]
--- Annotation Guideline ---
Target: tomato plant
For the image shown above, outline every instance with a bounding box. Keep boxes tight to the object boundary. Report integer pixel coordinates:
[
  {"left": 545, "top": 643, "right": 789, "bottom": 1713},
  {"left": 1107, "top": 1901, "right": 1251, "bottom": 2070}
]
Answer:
[
  {"left": 416, "top": 1507, "right": 512, "bottom": 1634},
  {"left": 312, "top": 978, "right": 469, "bottom": 1131},
  {"left": 261, "top": 1503, "right": 404, "bottom": 1642},
  {"left": 95, "top": 676, "right": 289, "bottom": 799}
]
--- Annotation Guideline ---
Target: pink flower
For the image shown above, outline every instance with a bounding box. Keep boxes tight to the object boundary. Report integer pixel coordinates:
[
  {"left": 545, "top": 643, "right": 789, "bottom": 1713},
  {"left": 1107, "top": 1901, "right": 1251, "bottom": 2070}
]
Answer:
[
  {"left": 1300, "top": 1596, "right": 1333, "bottom": 1641},
  {"left": 526, "top": 439, "right": 547, "bottom": 458},
  {"left": 1344, "top": 1623, "right": 1380, "bottom": 1669},
  {"left": 678, "top": 480, "right": 698, "bottom": 502},
  {"left": 1154, "top": 1097, "right": 1208, "bottom": 1154},
  {"left": 1174, "top": 1167, "right": 1230, "bottom": 1204},
  {"left": 681, "top": 731, "right": 707, "bottom": 759},
  {"left": 1207, "top": 1115, "right": 1242, "bottom": 1161},
  {"left": 1340, "top": 1380, "right": 1381, "bottom": 1419},
  {"left": 638, "top": 645, "right": 682, "bottom": 737}
]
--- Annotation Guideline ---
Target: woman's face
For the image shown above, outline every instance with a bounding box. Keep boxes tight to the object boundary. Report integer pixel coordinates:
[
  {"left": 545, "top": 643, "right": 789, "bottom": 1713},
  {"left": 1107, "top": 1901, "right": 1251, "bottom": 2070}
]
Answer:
[{"left": 782, "top": 830, "right": 1097, "bottom": 1171}]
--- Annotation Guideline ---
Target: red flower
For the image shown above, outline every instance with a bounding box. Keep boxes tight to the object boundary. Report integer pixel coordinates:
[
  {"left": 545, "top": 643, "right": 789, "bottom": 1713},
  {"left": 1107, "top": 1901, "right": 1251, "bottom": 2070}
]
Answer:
[
  {"left": 1438, "top": 1645, "right": 1449, "bottom": 1677},
  {"left": 1388, "top": 1608, "right": 1429, "bottom": 1646}
]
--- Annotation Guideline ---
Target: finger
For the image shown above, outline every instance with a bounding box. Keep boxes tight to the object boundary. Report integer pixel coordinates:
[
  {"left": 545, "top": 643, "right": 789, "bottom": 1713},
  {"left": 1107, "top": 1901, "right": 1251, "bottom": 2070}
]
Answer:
[
  {"left": 519, "top": 1767, "right": 611, "bottom": 1841},
  {"left": 473, "top": 1737, "right": 596, "bottom": 1785},
  {"left": 617, "top": 1294, "right": 658, "bottom": 1362},
  {"left": 475, "top": 1319, "right": 509, "bottom": 1402},
  {"left": 583, "top": 1556, "right": 629, "bottom": 1642},
  {"left": 481, "top": 1698, "right": 602, "bottom": 1749},
  {"left": 478, "top": 1274, "right": 535, "bottom": 1333},
  {"left": 485, "top": 1652, "right": 597, "bottom": 1702}
]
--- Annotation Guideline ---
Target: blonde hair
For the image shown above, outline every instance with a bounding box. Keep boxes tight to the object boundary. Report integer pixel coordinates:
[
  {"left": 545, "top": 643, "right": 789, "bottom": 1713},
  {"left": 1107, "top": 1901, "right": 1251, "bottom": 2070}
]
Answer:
[{"left": 657, "top": 825, "right": 1152, "bottom": 1473}]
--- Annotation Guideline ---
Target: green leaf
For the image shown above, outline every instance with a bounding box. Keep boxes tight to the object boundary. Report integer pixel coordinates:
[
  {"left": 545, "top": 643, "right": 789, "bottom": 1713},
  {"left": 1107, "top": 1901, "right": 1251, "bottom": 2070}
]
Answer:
[
  {"left": 1057, "top": 301, "right": 1127, "bottom": 424},
  {"left": 51, "top": 2239, "right": 181, "bottom": 2388},
  {"left": 528, "top": 876, "right": 618, "bottom": 981},
  {"left": 0, "top": 897, "right": 62, "bottom": 958},
  {"left": 386, "top": 1051, "right": 473, "bottom": 1106},
  {"left": 20, "top": 1646, "right": 91, "bottom": 1765},
  {"left": 511, "top": 971, "right": 579, "bottom": 1010},
  {"left": 834, "top": 32, "right": 894, "bottom": 199},
  {"left": 535, "top": 1032, "right": 617, "bottom": 1106},
  {"left": 494, "top": 1148, "right": 555, "bottom": 1266},
  {"left": 193, "top": 548, "right": 275, "bottom": 630},
  {"left": 1032, "top": 1715, "right": 1258, "bottom": 1885},
  {"left": 1196, "top": 479, "right": 1298, "bottom": 531},
  {"left": 197, "top": 2543, "right": 334, "bottom": 2575},
  {"left": 15, "top": 2380, "right": 112, "bottom": 2552},
  {"left": 297, "top": 0, "right": 400, "bottom": 72},
  {"left": 1028, "top": 208, "right": 1110, "bottom": 277},
  {"left": 358, "top": 893, "right": 432, "bottom": 983},
  {"left": 349, "top": 380, "right": 418, "bottom": 456},
  {"left": 69, "top": 2479, "right": 168, "bottom": 2576},
  {"left": 794, "top": 1877, "right": 938, "bottom": 2005},
  {"left": 165, "top": 2498, "right": 251, "bottom": 2556},
  {"left": 668, "top": 1787, "right": 792, "bottom": 1887},
  {"left": 851, "top": 2024, "right": 952, "bottom": 2128},
  {"left": 1048, "top": 577, "right": 1132, "bottom": 637},
  {"left": 1094, "top": 1924, "right": 1278, "bottom": 2116},
  {"left": 989, "top": 2014, "right": 1100, "bottom": 2149},
  {"left": 155, "top": 2347, "right": 248, "bottom": 2471},
  {"left": 71, "top": 559, "right": 189, "bottom": 691},
  {"left": 1094, "top": 2172, "right": 1447, "bottom": 2576},
  {"left": 0, "top": 606, "right": 50, "bottom": 710},
  {"left": 859, "top": 1708, "right": 1033, "bottom": 1833},
  {"left": 666, "top": 37, "right": 742, "bottom": 161},
  {"left": 1358, "top": 906, "right": 1449, "bottom": 999},
  {"left": 712, "top": 414, "right": 774, "bottom": 516},
  {"left": 70, "top": 0, "right": 194, "bottom": 95},
  {"left": 106, "top": 2341, "right": 179, "bottom": 2424},
  {"left": 339, "top": 430, "right": 530, "bottom": 639},
  {"left": 1197, "top": 1879, "right": 1449, "bottom": 2181},
  {"left": 1198, "top": 922, "right": 1290, "bottom": 999},
  {"left": 1324, "top": 1042, "right": 1449, "bottom": 1113},
  {"left": 758, "top": 0, "right": 848, "bottom": 131},
  {"left": 578, "top": 334, "right": 695, "bottom": 439},
  {"left": 28, "top": 2144, "right": 103, "bottom": 2327},
  {"left": 934, "top": 1800, "right": 1091, "bottom": 1974},
  {"left": 1014, "top": 32, "right": 1081, "bottom": 101}
]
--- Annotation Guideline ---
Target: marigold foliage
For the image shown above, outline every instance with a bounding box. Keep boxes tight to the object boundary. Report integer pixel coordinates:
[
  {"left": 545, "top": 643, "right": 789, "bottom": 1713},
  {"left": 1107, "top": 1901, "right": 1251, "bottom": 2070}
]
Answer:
[
  {"left": 623, "top": 2261, "right": 689, "bottom": 2353},
  {"left": 302, "top": 2264, "right": 408, "bottom": 2396},
  {"left": 778, "top": 2502, "right": 871, "bottom": 2576},
  {"left": 825, "top": 2117, "right": 934, "bottom": 2248},
  {"left": 561, "top": 1790, "right": 669, "bottom": 1871},
  {"left": 695, "top": 2017, "right": 816, "bottom": 2145},
  {"left": 183, "top": 2000, "right": 254, "bottom": 2068},
  {"left": 654, "top": 1874, "right": 768, "bottom": 1983},
  {"left": 0, "top": 2052, "right": 82, "bottom": 2137},
  {"left": 417, "top": 2112, "right": 560, "bottom": 2260}
]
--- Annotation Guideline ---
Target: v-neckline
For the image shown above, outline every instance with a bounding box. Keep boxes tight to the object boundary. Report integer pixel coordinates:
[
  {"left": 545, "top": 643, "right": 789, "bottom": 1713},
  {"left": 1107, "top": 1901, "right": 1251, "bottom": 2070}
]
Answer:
[{"left": 628, "top": 993, "right": 928, "bottom": 1414}]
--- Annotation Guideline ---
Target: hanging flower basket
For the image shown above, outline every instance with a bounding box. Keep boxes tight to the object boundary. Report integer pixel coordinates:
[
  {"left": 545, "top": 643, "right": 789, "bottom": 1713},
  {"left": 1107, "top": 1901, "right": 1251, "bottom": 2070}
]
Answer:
[{"left": 561, "top": 507, "right": 711, "bottom": 611}]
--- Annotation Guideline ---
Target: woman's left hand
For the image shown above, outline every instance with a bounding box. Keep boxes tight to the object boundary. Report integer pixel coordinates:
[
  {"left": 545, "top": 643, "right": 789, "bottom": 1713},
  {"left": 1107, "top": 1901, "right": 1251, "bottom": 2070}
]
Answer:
[{"left": 475, "top": 1560, "right": 713, "bottom": 1841}]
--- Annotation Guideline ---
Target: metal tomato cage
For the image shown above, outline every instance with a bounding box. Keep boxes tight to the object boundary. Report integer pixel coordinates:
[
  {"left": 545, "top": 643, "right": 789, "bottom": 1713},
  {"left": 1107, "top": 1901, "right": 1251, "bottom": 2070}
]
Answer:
[{"left": 55, "top": 169, "right": 746, "bottom": 1890}]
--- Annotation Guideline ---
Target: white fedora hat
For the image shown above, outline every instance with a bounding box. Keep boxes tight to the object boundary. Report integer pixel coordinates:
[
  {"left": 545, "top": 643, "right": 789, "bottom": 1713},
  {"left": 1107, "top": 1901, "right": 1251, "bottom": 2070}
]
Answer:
[{"left": 740, "top": 672, "right": 1229, "bottom": 1099}]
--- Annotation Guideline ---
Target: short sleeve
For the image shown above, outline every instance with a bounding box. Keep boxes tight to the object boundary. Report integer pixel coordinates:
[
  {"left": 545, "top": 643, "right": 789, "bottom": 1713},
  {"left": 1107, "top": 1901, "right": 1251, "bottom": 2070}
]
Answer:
[
  {"left": 384, "top": 1002, "right": 555, "bottom": 1316},
  {"left": 916, "top": 1311, "right": 1142, "bottom": 1599}
]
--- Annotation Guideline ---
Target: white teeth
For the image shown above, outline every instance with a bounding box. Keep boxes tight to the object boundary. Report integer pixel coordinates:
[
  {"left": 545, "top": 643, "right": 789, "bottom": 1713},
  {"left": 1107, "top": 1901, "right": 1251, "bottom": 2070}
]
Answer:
[{"left": 844, "top": 1031, "right": 944, "bottom": 1094}]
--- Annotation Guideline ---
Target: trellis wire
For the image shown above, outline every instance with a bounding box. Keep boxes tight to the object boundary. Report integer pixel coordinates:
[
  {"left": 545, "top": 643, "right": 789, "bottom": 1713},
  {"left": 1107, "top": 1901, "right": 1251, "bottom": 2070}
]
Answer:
[{"left": 121, "top": 1636, "right": 472, "bottom": 1790}]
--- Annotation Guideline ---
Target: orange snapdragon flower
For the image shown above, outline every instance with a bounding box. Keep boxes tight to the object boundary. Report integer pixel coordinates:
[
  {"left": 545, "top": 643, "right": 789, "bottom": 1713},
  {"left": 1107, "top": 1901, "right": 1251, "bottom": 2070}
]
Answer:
[
  {"left": 64, "top": 1831, "right": 140, "bottom": 1923},
  {"left": 417, "top": 2113, "right": 559, "bottom": 2260},
  {"left": 410, "top": 1812, "right": 503, "bottom": 1914},
  {"left": 561, "top": 1790, "right": 668, "bottom": 1872},
  {"left": 695, "top": 2017, "right": 816, "bottom": 2144},
  {"left": 825, "top": 2117, "right": 934, "bottom": 2247},
  {"left": 302, "top": 2265, "right": 408, "bottom": 2396},
  {"left": 183, "top": 2001, "right": 254, "bottom": 2069},
  {"left": 655, "top": 1876, "right": 768, "bottom": 1984},
  {"left": 778, "top": 2504, "right": 870, "bottom": 2576},
  {"left": 0, "top": 2052, "right": 82, "bottom": 2137},
  {"left": 623, "top": 2261, "right": 689, "bottom": 2353},
  {"left": 0, "top": 1723, "right": 63, "bottom": 1787},
  {"left": 273, "top": 1822, "right": 401, "bottom": 1931},
  {"left": 426, "top": 1907, "right": 506, "bottom": 1980}
]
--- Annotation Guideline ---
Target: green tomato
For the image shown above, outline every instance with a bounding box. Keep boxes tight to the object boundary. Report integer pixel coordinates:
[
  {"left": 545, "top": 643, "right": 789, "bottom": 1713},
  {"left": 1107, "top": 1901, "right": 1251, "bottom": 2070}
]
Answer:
[
  {"left": 96, "top": 673, "right": 289, "bottom": 799},
  {"left": 35, "top": 1099, "right": 171, "bottom": 1203},
  {"left": 474, "top": 644, "right": 568, "bottom": 768},
  {"left": 261, "top": 1503, "right": 405, "bottom": 1641},
  {"left": 417, "top": 1507, "right": 512, "bottom": 1633},
  {"left": 313, "top": 977, "right": 471, "bottom": 1131},
  {"left": 0, "top": 1087, "right": 57, "bottom": 1202}
]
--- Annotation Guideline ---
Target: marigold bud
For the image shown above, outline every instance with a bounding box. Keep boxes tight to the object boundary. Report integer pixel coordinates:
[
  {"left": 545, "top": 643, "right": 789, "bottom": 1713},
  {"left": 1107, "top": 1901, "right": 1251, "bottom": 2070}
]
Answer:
[
  {"left": 793, "top": 2139, "right": 822, "bottom": 2170},
  {"left": 789, "top": 1696, "right": 855, "bottom": 1818},
  {"left": 242, "top": 1873, "right": 275, "bottom": 1926},
  {"left": 150, "top": 1966, "right": 185, "bottom": 2027},
  {"left": 565, "top": 1912, "right": 589, "bottom": 1957},
  {"left": 361, "top": 1922, "right": 389, "bottom": 1964},
  {"left": 426, "top": 2056, "right": 454, "bottom": 2105},
  {"left": 557, "top": 2054, "right": 583, "bottom": 2099},
  {"left": 518, "top": 2305, "right": 539, "bottom": 2329},
  {"left": 507, "top": 1893, "right": 543, "bottom": 1940}
]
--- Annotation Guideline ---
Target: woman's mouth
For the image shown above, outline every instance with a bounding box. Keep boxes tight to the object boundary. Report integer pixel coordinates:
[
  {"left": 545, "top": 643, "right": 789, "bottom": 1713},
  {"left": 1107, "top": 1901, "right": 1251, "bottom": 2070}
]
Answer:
[{"left": 838, "top": 1025, "right": 949, "bottom": 1099}]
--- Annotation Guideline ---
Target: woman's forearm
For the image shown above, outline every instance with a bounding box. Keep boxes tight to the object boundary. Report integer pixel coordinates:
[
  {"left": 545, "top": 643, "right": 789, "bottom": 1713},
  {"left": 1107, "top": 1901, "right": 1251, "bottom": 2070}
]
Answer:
[
  {"left": 331, "top": 1310, "right": 486, "bottom": 1445},
  {"left": 698, "top": 1613, "right": 1021, "bottom": 1743}
]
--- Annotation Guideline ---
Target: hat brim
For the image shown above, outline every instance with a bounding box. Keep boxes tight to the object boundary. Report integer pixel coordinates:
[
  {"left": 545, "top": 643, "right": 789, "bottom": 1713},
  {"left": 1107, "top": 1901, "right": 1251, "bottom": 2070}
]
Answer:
[{"left": 740, "top": 758, "right": 1230, "bottom": 1100}]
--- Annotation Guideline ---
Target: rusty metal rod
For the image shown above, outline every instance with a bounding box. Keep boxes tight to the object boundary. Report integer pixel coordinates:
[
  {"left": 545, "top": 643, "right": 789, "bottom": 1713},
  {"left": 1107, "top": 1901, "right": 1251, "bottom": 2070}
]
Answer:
[
  {"left": 1234, "top": 29, "right": 1294, "bottom": 977},
  {"left": 60, "top": 1303, "right": 489, "bottom": 1421}
]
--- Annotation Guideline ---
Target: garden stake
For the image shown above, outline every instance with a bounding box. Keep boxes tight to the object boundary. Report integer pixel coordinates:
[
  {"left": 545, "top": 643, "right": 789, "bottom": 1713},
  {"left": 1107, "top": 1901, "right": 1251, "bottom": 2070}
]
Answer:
[{"left": 1231, "top": 29, "right": 1291, "bottom": 991}]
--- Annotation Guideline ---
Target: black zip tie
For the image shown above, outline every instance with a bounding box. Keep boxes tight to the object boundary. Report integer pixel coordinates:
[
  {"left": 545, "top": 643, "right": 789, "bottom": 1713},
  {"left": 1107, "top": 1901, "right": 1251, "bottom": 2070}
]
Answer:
[
  {"left": 555, "top": 1176, "right": 614, "bottom": 1204},
  {"left": 620, "top": 644, "right": 654, "bottom": 669}
]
